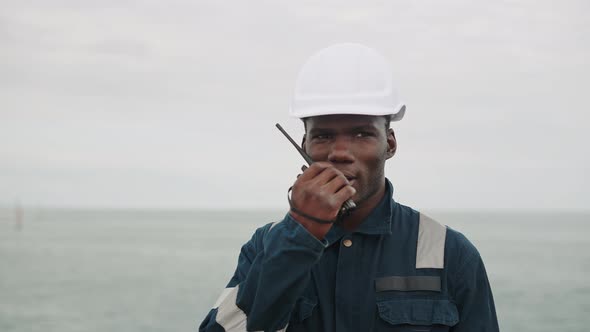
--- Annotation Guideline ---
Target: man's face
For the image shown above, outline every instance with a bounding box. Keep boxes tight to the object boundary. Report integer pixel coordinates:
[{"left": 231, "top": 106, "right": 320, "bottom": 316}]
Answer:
[{"left": 302, "top": 114, "right": 397, "bottom": 207}]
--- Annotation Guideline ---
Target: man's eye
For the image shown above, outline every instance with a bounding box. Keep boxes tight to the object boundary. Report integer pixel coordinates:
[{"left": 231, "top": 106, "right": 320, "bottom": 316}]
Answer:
[
  {"left": 355, "top": 131, "right": 373, "bottom": 138},
  {"left": 313, "top": 134, "right": 332, "bottom": 140}
]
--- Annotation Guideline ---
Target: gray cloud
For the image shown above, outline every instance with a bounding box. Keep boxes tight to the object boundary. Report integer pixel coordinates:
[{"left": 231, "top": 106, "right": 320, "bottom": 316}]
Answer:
[{"left": 1, "top": 0, "right": 588, "bottom": 209}]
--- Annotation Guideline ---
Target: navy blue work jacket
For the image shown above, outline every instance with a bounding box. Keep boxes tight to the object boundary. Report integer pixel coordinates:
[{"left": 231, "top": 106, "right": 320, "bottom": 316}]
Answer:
[{"left": 199, "top": 180, "right": 499, "bottom": 331}]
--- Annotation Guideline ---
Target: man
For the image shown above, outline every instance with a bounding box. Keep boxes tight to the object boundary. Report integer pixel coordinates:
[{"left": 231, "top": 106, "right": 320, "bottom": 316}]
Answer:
[{"left": 199, "top": 43, "right": 499, "bottom": 331}]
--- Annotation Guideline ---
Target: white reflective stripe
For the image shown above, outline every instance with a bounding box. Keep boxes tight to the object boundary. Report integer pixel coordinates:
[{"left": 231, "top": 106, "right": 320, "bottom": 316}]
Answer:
[
  {"left": 416, "top": 213, "right": 447, "bottom": 269},
  {"left": 213, "top": 287, "right": 235, "bottom": 309},
  {"left": 214, "top": 285, "right": 289, "bottom": 332},
  {"left": 270, "top": 221, "right": 281, "bottom": 230},
  {"left": 216, "top": 285, "right": 249, "bottom": 331}
]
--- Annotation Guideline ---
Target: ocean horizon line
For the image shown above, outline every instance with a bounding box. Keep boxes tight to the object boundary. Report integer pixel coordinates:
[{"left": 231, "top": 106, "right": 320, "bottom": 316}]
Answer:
[{"left": 0, "top": 205, "right": 588, "bottom": 214}]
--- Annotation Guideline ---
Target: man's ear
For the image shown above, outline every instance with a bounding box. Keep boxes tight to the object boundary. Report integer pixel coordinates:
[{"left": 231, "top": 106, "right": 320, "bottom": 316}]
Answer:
[
  {"left": 386, "top": 128, "right": 397, "bottom": 159},
  {"left": 301, "top": 134, "right": 307, "bottom": 153}
]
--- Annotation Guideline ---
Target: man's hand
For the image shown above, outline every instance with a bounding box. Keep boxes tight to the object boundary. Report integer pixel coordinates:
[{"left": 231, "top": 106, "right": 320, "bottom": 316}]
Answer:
[{"left": 289, "top": 162, "right": 356, "bottom": 239}]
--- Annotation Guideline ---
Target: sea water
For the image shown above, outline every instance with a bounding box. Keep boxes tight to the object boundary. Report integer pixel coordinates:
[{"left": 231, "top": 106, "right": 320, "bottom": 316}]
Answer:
[{"left": 0, "top": 208, "right": 589, "bottom": 331}]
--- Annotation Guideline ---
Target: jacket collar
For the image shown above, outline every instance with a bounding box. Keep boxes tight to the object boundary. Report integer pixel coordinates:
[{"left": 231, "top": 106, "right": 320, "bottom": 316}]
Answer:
[{"left": 324, "top": 178, "right": 395, "bottom": 245}]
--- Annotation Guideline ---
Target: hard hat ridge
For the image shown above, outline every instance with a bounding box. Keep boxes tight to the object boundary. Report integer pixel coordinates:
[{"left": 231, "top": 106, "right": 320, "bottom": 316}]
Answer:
[{"left": 290, "top": 43, "right": 405, "bottom": 121}]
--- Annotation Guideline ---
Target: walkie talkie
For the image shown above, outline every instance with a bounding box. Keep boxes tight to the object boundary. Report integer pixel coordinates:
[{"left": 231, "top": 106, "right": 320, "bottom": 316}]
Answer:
[{"left": 275, "top": 123, "right": 356, "bottom": 221}]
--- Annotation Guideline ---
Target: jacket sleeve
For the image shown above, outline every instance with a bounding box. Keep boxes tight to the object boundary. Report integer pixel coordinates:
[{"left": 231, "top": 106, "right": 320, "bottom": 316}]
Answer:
[
  {"left": 199, "top": 214, "right": 327, "bottom": 332},
  {"left": 450, "top": 252, "right": 499, "bottom": 332}
]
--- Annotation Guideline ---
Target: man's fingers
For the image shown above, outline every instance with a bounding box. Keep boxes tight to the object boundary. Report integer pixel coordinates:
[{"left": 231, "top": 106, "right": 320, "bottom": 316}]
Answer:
[
  {"left": 322, "top": 173, "right": 350, "bottom": 194},
  {"left": 296, "top": 163, "right": 348, "bottom": 192},
  {"left": 332, "top": 185, "right": 356, "bottom": 206},
  {"left": 290, "top": 161, "right": 355, "bottom": 221},
  {"left": 297, "top": 162, "right": 333, "bottom": 181},
  {"left": 296, "top": 165, "right": 308, "bottom": 179},
  {"left": 311, "top": 167, "right": 342, "bottom": 187}
]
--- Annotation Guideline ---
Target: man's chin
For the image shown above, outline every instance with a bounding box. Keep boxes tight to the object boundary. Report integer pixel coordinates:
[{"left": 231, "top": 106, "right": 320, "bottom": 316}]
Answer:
[
  {"left": 350, "top": 186, "right": 383, "bottom": 209},
  {"left": 349, "top": 192, "right": 365, "bottom": 207}
]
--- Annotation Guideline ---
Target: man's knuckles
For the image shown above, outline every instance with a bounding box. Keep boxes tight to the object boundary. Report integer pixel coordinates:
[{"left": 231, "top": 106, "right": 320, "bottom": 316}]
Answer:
[
  {"left": 307, "top": 163, "right": 345, "bottom": 177},
  {"left": 327, "top": 197, "right": 344, "bottom": 210},
  {"left": 348, "top": 186, "right": 357, "bottom": 195},
  {"left": 305, "top": 162, "right": 330, "bottom": 174}
]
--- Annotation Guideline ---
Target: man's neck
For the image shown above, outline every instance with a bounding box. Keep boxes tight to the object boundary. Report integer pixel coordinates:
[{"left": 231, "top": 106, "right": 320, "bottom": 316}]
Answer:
[{"left": 340, "top": 182, "right": 386, "bottom": 232}]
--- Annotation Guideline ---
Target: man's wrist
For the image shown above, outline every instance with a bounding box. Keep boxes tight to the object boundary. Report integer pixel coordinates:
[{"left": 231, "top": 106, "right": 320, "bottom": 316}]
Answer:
[{"left": 289, "top": 210, "right": 332, "bottom": 240}]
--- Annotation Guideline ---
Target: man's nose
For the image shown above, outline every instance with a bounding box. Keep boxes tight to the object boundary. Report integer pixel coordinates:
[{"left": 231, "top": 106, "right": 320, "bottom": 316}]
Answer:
[{"left": 328, "top": 137, "right": 354, "bottom": 163}]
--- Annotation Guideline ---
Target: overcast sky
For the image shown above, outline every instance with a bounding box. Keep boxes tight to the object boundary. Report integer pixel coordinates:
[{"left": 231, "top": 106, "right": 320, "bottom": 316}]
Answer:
[{"left": 1, "top": 0, "right": 588, "bottom": 210}]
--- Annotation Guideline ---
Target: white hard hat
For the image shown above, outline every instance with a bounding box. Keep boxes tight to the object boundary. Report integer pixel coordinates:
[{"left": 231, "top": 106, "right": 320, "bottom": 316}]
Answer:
[{"left": 290, "top": 43, "right": 405, "bottom": 121}]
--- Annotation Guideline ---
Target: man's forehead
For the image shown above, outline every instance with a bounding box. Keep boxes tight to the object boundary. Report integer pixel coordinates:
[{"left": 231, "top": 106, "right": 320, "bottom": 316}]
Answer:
[{"left": 304, "top": 114, "right": 386, "bottom": 129}]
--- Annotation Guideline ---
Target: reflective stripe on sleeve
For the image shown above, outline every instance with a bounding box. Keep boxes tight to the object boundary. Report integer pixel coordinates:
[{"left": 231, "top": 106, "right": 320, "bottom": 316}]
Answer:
[
  {"left": 215, "top": 286, "right": 248, "bottom": 331},
  {"left": 213, "top": 287, "right": 235, "bottom": 309},
  {"left": 213, "top": 285, "right": 288, "bottom": 332},
  {"left": 416, "top": 213, "right": 447, "bottom": 269}
]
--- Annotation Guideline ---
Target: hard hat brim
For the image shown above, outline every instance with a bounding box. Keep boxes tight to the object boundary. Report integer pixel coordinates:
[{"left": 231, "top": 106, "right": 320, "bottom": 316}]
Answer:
[{"left": 290, "top": 103, "right": 406, "bottom": 122}]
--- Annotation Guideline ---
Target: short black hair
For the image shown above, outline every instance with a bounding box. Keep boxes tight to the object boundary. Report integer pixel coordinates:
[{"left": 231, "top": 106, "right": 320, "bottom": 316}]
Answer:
[{"left": 302, "top": 115, "right": 392, "bottom": 133}]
